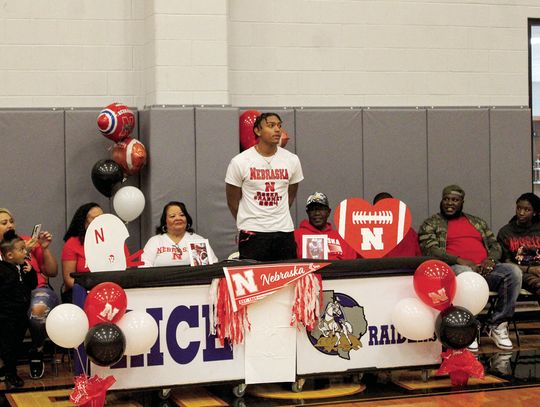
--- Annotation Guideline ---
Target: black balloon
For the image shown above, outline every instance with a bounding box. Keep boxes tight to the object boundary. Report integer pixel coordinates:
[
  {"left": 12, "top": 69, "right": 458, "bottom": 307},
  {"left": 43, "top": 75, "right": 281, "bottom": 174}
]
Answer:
[
  {"left": 91, "top": 159, "right": 123, "bottom": 197},
  {"left": 435, "top": 305, "right": 478, "bottom": 349},
  {"left": 84, "top": 322, "right": 126, "bottom": 367}
]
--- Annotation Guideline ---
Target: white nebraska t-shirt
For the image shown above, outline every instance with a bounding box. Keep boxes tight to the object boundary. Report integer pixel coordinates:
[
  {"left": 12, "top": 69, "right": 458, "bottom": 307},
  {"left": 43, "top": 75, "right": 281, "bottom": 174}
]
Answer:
[
  {"left": 141, "top": 232, "right": 218, "bottom": 267},
  {"left": 225, "top": 146, "right": 303, "bottom": 232}
]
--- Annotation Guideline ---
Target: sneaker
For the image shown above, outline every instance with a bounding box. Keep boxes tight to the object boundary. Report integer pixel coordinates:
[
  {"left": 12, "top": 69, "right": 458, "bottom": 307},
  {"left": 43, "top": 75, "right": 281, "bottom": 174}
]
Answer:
[
  {"left": 29, "top": 351, "right": 44, "bottom": 379},
  {"left": 488, "top": 322, "right": 513, "bottom": 350},
  {"left": 5, "top": 373, "right": 24, "bottom": 388},
  {"left": 467, "top": 338, "right": 479, "bottom": 352}
]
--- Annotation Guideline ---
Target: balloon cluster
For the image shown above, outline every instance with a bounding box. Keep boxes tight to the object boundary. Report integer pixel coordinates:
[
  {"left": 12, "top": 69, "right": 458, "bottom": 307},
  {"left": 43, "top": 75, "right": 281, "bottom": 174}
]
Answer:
[
  {"left": 392, "top": 260, "right": 490, "bottom": 386},
  {"left": 239, "top": 110, "right": 290, "bottom": 151},
  {"left": 392, "top": 260, "right": 489, "bottom": 349},
  {"left": 92, "top": 103, "right": 147, "bottom": 223},
  {"left": 46, "top": 282, "right": 159, "bottom": 367}
]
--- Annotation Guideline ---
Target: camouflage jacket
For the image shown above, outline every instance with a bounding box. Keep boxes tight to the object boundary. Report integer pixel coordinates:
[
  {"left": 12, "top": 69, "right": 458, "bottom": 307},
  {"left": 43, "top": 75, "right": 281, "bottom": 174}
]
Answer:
[{"left": 418, "top": 212, "right": 502, "bottom": 264}]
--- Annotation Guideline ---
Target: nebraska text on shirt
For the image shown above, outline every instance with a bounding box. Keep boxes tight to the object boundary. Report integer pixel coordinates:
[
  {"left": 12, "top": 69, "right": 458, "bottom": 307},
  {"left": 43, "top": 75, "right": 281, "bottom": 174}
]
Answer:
[{"left": 250, "top": 167, "right": 289, "bottom": 180}]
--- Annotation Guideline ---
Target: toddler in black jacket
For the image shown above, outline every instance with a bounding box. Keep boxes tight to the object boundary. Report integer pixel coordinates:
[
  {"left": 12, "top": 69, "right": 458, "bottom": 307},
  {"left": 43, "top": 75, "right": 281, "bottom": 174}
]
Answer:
[{"left": 0, "top": 230, "right": 37, "bottom": 388}]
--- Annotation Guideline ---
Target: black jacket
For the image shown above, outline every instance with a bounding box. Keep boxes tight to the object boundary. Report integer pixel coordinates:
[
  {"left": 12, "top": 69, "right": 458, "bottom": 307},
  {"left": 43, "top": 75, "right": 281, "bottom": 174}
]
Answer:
[{"left": 0, "top": 260, "right": 37, "bottom": 319}]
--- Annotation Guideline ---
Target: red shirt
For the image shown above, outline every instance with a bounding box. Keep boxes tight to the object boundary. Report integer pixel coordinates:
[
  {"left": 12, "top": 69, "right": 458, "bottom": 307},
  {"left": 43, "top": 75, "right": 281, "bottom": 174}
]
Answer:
[
  {"left": 20, "top": 235, "right": 48, "bottom": 288},
  {"left": 384, "top": 228, "right": 422, "bottom": 258},
  {"left": 294, "top": 220, "right": 358, "bottom": 260},
  {"left": 446, "top": 216, "right": 487, "bottom": 264},
  {"left": 61, "top": 236, "right": 89, "bottom": 273}
]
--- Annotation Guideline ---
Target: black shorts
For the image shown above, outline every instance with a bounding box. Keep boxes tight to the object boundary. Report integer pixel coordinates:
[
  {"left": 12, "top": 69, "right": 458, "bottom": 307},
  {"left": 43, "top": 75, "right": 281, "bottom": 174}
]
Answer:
[{"left": 238, "top": 230, "right": 297, "bottom": 262}]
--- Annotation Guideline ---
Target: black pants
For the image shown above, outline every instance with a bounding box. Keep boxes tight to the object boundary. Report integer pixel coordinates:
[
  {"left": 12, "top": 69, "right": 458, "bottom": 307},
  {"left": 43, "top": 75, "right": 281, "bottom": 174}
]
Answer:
[
  {"left": 0, "top": 315, "right": 28, "bottom": 375},
  {"left": 238, "top": 231, "right": 297, "bottom": 261}
]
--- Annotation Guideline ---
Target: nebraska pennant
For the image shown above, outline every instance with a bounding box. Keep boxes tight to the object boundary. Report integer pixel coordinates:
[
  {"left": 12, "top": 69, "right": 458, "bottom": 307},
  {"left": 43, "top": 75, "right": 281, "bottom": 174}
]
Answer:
[
  {"left": 334, "top": 198, "right": 412, "bottom": 258},
  {"left": 223, "top": 262, "right": 330, "bottom": 312}
]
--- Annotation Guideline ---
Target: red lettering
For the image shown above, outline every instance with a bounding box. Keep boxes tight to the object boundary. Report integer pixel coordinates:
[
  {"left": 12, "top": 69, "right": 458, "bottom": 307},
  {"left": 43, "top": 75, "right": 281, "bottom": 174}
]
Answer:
[
  {"left": 95, "top": 228, "right": 105, "bottom": 244},
  {"left": 265, "top": 182, "right": 275, "bottom": 192}
]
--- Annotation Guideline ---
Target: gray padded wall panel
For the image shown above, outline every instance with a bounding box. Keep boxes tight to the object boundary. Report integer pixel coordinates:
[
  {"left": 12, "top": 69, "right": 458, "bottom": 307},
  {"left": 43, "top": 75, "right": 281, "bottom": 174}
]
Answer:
[
  {"left": 65, "top": 109, "right": 141, "bottom": 253},
  {"left": 490, "top": 108, "right": 532, "bottom": 233},
  {"left": 0, "top": 110, "right": 65, "bottom": 290},
  {"left": 427, "top": 109, "right": 491, "bottom": 223},
  {"left": 295, "top": 109, "right": 363, "bottom": 224},
  {"left": 139, "top": 107, "right": 195, "bottom": 246},
  {"left": 195, "top": 107, "right": 239, "bottom": 259},
  {"left": 363, "top": 109, "right": 428, "bottom": 229}
]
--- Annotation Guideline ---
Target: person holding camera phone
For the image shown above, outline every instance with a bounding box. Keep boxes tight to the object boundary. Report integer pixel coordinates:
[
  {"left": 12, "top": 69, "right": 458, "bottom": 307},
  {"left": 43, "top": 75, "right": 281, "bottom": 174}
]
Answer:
[{"left": 0, "top": 208, "right": 59, "bottom": 380}]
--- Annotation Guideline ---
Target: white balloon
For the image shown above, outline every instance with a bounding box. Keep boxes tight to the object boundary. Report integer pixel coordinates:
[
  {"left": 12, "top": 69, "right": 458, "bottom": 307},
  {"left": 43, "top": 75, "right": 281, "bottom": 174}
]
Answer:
[
  {"left": 117, "top": 310, "right": 159, "bottom": 356},
  {"left": 45, "top": 304, "right": 89, "bottom": 348},
  {"left": 391, "top": 297, "right": 437, "bottom": 340},
  {"left": 113, "top": 186, "right": 145, "bottom": 222},
  {"left": 453, "top": 271, "right": 490, "bottom": 315}
]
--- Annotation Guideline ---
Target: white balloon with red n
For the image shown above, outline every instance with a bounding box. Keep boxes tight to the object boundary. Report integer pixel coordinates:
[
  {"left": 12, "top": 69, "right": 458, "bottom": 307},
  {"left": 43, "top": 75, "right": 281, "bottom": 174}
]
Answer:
[
  {"left": 97, "top": 102, "right": 135, "bottom": 142},
  {"left": 334, "top": 197, "right": 412, "bottom": 258},
  {"left": 112, "top": 136, "right": 147, "bottom": 176}
]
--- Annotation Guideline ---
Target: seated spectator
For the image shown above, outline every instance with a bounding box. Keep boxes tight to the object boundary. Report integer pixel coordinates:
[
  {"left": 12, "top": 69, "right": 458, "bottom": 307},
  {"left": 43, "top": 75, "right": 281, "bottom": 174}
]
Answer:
[
  {"left": 418, "top": 185, "right": 522, "bottom": 351},
  {"left": 0, "top": 230, "right": 38, "bottom": 388},
  {"left": 372, "top": 193, "right": 421, "bottom": 258},
  {"left": 0, "top": 208, "right": 59, "bottom": 380},
  {"left": 497, "top": 193, "right": 540, "bottom": 297},
  {"left": 294, "top": 192, "right": 357, "bottom": 260},
  {"left": 141, "top": 201, "right": 217, "bottom": 267},
  {"left": 61, "top": 203, "right": 103, "bottom": 302}
]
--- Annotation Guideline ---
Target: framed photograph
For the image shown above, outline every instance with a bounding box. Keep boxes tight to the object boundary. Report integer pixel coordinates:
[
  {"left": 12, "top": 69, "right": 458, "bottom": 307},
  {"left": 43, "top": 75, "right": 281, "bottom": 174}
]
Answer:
[
  {"left": 302, "top": 235, "right": 328, "bottom": 260},
  {"left": 188, "top": 239, "right": 213, "bottom": 266}
]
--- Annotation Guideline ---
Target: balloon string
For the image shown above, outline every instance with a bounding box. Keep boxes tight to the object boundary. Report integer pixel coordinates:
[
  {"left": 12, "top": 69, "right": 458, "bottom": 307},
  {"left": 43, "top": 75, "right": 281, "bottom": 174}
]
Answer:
[{"left": 75, "top": 347, "right": 87, "bottom": 377}]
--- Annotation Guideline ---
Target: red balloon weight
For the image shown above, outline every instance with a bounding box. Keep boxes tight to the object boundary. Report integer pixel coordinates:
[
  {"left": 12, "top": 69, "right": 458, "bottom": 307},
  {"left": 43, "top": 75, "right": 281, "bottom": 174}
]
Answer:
[
  {"left": 239, "top": 110, "right": 260, "bottom": 151},
  {"left": 112, "top": 137, "right": 147, "bottom": 176},
  {"left": 97, "top": 103, "right": 135, "bottom": 142},
  {"left": 279, "top": 128, "right": 290, "bottom": 148},
  {"left": 84, "top": 282, "right": 127, "bottom": 327},
  {"left": 413, "top": 260, "right": 456, "bottom": 311}
]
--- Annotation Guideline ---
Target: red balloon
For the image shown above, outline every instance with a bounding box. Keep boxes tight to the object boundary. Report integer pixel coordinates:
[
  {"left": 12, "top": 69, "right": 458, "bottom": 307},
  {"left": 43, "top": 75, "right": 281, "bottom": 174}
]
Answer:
[
  {"left": 112, "top": 137, "right": 147, "bottom": 176},
  {"left": 97, "top": 103, "right": 135, "bottom": 142},
  {"left": 413, "top": 260, "right": 456, "bottom": 311},
  {"left": 84, "top": 282, "right": 127, "bottom": 327},
  {"left": 279, "top": 128, "right": 290, "bottom": 148},
  {"left": 239, "top": 110, "right": 260, "bottom": 151}
]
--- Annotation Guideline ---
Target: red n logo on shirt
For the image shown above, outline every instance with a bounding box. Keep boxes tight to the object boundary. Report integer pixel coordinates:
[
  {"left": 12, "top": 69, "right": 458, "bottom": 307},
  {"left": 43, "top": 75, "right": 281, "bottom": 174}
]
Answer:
[{"left": 265, "top": 182, "right": 275, "bottom": 192}]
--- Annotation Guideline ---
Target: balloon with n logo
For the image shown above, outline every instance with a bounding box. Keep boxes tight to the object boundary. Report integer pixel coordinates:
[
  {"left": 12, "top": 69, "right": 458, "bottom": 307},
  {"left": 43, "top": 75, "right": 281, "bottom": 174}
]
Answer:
[
  {"left": 84, "top": 282, "right": 127, "bottom": 328},
  {"left": 413, "top": 260, "right": 456, "bottom": 311}
]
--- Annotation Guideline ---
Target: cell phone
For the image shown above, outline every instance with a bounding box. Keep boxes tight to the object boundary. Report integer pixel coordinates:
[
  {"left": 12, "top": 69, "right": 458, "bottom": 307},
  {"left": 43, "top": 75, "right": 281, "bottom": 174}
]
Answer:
[{"left": 31, "top": 224, "right": 42, "bottom": 239}]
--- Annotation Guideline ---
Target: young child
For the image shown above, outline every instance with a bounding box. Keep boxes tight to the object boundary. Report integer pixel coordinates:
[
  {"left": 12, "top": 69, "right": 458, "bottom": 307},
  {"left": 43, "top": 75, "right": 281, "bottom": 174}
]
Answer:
[{"left": 0, "top": 230, "right": 37, "bottom": 388}]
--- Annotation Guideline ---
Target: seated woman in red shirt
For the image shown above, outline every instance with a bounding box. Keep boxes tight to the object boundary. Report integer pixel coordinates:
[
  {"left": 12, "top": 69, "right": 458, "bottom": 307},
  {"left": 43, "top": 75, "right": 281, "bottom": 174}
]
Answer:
[{"left": 61, "top": 203, "right": 103, "bottom": 302}]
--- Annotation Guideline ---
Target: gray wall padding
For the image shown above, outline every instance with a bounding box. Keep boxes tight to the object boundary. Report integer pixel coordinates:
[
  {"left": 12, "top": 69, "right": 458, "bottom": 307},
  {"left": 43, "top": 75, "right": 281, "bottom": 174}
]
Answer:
[
  {"left": 65, "top": 109, "right": 141, "bottom": 254},
  {"left": 427, "top": 109, "right": 491, "bottom": 222},
  {"left": 139, "top": 107, "right": 196, "bottom": 249},
  {"left": 490, "top": 108, "right": 532, "bottom": 233},
  {"left": 295, "top": 109, "right": 363, "bottom": 222},
  {"left": 363, "top": 109, "right": 428, "bottom": 229},
  {"left": 195, "top": 107, "right": 239, "bottom": 259},
  {"left": 0, "top": 106, "right": 533, "bottom": 294},
  {"left": 0, "top": 110, "right": 65, "bottom": 291}
]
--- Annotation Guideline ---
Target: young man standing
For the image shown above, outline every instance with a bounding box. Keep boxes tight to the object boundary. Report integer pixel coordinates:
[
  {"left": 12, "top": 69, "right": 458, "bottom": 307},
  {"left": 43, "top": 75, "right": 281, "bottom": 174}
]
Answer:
[{"left": 225, "top": 112, "right": 303, "bottom": 261}]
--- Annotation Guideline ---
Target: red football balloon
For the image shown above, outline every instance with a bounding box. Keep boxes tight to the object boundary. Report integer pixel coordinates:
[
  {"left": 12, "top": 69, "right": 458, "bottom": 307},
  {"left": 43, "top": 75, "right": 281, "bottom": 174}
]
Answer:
[
  {"left": 84, "top": 282, "right": 127, "bottom": 328},
  {"left": 279, "top": 128, "right": 290, "bottom": 148},
  {"left": 414, "top": 260, "right": 456, "bottom": 311},
  {"left": 97, "top": 103, "right": 135, "bottom": 142},
  {"left": 239, "top": 110, "right": 260, "bottom": 151},
  {"left": 112, "top": 137, "right": 147, "bottom": 176}
]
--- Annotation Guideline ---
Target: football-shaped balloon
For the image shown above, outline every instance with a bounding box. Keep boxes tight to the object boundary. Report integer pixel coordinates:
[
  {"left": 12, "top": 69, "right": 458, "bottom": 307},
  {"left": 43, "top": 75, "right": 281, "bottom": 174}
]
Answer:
[
  {"left": 112, "top": 137, "right": 147, "bottom": 176},
  {"left": 97, "top": 103, "right": 135, "bottom": 142}
]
